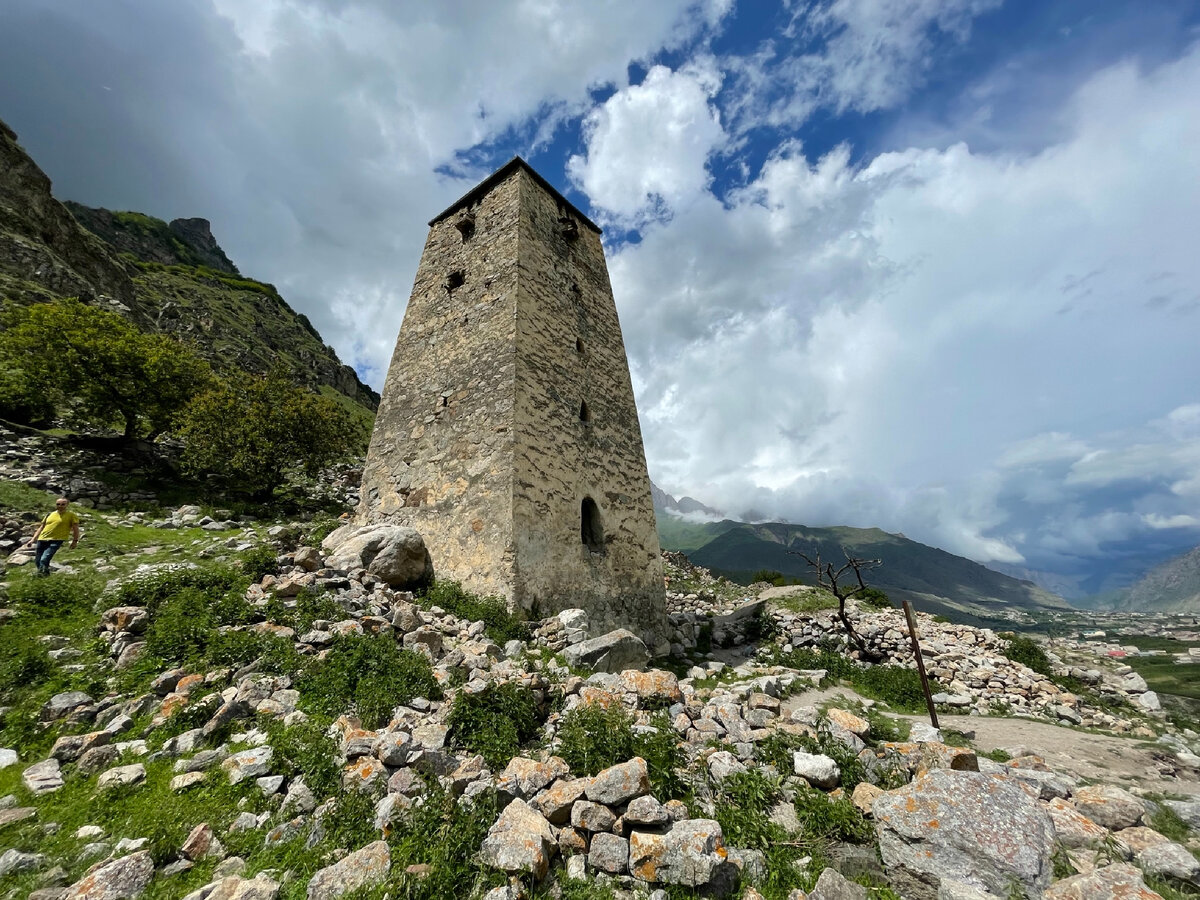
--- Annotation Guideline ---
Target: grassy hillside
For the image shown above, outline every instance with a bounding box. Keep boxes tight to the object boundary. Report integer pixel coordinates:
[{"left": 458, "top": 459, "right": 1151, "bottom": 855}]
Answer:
[{"left": 658, "top": 517, "right": 1069, "bottom": 621}]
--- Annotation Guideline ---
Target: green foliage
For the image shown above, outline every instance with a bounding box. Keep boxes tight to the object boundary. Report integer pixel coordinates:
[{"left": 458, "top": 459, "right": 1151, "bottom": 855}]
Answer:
[
  {"left": 8, "top": 571, "right": 98, "bottom": 614},
  {"left": 263, "top": 588, "right": 343, "bottom": 635},
  {"left": 859, "top": 586, "right": 892, "bottom": 609},
  {"left": 763, "top": 645, "right": 934, "bottom": 712},
  {"left": 1000, "top": 633, "right": 1053, "bottom": 677},
  {"left": 751, "top": 569, "right": 788, "bottom": 586},
  {"left": 384, "top": 783, "right": 501, "bottom": 900},
  {"left": 791, "top": 785, "right": 874, "bottom": 842},
  {"left": 0, "top": 363, "right": 54, "bottom": 425},
  {"left": 554, "top": 704, "right": 688, "bottom": 800},
  {"left": 240, "top": 544, "right": 279, "bottom": 582},
  {"left": 0, "top": 641, "right": 53, "bottom": 695},
  {"left": 711, "top": 770, "right": 812, "bottom": 897},
  {"left": 446, "top": 682, "right": 545, "bottom": 768},
  {"left": 419, "top": 580, "right": 527, "bottom": 644},
  {"left": 304, "top": 514, "right": 343, "bottom": 547},
  {"left": 296, "top": 634, "right": 441, "bottom": 729},
  {"left": 0, "top": 297, "right": 213, "bottom": 437},
  {"left": 178, "top": 368, "right": 360, "bottom": 500},
  {"left": 264, "top": 719, "right": 341, "bottom": 798},
  {"left": 321, "top": 789, "right": 379, "bottom": 850},
  {"left": 144, "top": 587, "right": 223, "bottom": 665},
  {"left": 981, "top": 747, "right": 1012, "bottom": 762},
  {"left": 106, "top": 564, "right": 243, "bottom": 615},
  {"left": 1149, "top": 803, "right": 1192, "bottom": 842}
]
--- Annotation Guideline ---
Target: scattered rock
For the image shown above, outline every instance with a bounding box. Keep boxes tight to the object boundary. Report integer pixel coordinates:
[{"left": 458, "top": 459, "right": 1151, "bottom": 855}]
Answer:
[
  {"left": 306, "top": 840, "right": 390, "bottom": 900},
  {"left": 62, "top": 850, "right": 155, "bottom": 899}
]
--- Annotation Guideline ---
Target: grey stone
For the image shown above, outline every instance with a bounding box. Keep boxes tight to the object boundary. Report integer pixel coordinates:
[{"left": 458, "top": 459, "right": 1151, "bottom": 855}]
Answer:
[
  {"left": 628, "top": 819, "right": 731, "bottom": 889},
  {"left": 793, "top": 750, "right": 840, "bottom": 789},
  {"left": 77, "top": 745, "right": 121, "bottom": 775},
  {"left": 222, "top": 747, "right": 273, "bottom": 784},
  {"left": 0, "top": 748, "right": 17, "bottom": 768},
  {"left": 97, "top": 764, "right": 146, "bottom": 791},
  {"left": 480, "top": 799, "right": 556, "bottom": 880},
  {"left": 1072, "top": 784, "right": 1146, "bottom": 830},
  {"left": 586, "top": 757, "right": 650, "bottom": 806},
  {"left": 0, "top": 849, "right": 45, "bottom": 876},
  {"left": 706, "top": 750, "right": 746, "bottom": 781},
  {"left": 41, "top": 691, "right": 93, "bottom": 721},
  {"left": 873, "top": 771, "right": 1054, "bottom": 899},
  {"left": 563, "top": 629, "right": 650, "bottom": 674},
  {"left": 808, "top": 867, "right": 867, "bottom": 900},
  {"left": 1164, "top": 798, "right": 1200, "bottom": 829},
  {"left": 1139, "top": 840, "right": 1200, "bottom": 881},
  {"left": 306, "top": 840, "right": 390, "bottom": 900},
  {"left": 624, "top": 795, "right": 669, "bottom": 826},
  {"left": 62, "top": 850, "right": 154, "bottom": 899},
  {"left": 23, "top": 758, "right": 64, "bottom": 794},
  {"left": 325, "top": 525, "right": 431, "bottom": 589},
  {"left": 571, "top": 800, "right": 616, "bottom": 833},
  {"left": 589, "top": 832, "right": 629, "bottom": 875},
  {"left": 1043, "top": 863, "right": 1154, "bottom": 899}
]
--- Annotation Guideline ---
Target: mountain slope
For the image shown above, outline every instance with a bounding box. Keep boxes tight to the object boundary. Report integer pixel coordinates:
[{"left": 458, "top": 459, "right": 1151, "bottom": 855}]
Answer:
[
  {"left": 0, "top": 118, "right": 376, "bottom": 411},
  {"left": 1111, "top": 544, "right": 1200, "bottom": 613},
  {"left": 656, "top": 512, "right": 1069, "bottom": 621}
]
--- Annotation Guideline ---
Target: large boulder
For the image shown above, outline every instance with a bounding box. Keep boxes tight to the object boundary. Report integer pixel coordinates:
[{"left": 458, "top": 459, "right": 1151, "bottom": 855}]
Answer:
[
  {"left": 480, "top": 799, "right": 556, "bottom": 880},
  {"left": 563, "top": 629, "right": 649, "bottom": 673},
  {"left": 873, "top": 771, "right": 1055, "bottom": 900},
  {"left": 307, "top": 840, "right": 390, "bottom": 900},
  {"left": 629, "top": 819, "right": 735, "bottom": 893},
  {"left": 1043, "top": 863, "right": 1164, "bottom": 899},
  {"left": 324, "top": 524, "right": 432, "bottom": 589},
  {"left": 62, "top": 850, "right": 155, "bottom": 899}
]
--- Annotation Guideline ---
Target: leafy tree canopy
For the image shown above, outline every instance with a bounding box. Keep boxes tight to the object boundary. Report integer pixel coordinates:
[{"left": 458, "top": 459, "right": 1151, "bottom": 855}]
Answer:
[
  {"left": 178, "top": 367, "right": 360, "bottom": 499},
  {"left": 0, "top": 297, "right": 212, "bottom": 437}
]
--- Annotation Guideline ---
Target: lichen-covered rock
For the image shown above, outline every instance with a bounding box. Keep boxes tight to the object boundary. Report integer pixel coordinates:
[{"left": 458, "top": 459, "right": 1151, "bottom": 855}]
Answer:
[
  {"left": 625, "top": 795, "right": 670, "bottom": 826},
  {"left": 531, "top": 777, "right": 589, "bottom": 825},
  {"left": 589, "top": 832, "right": 630, "bottom": 875},
  {"left": 1138, "top": 841, "right": 1200, "bottom": 882},
  {"left": 620, "top": 669, "right": 682, "bottom": 703},
  {"left": 629, "top": 819, "right": 732, "bottom": 890},
  {"left": 563, "top": 629, "right": 649, "bottom": 673},
  {"left": 1045, "top": 798, "right": 1107, "bottom": 849},
  {"left": 586, "top": 757, "right": 650, "bottom": 806},
  {"left": 481, "top": 799, "right": 556, "bottom": 880},
  {"left": 873, "top": 771, "right": 1054, "bottom": 899},
  {"left": 497, "top": 756, "right": 569, "bottom": 800},
  {"left": 182, "top": 875, "right": 281, "bottom": 900},
  {"left": 571, "top": 800, "right": 616, "bottom": 833},
  {"left": 306, "top": 840, "right": 390, "bottom": 900},
  {"left": 807, "top": 867, "right": 868, "bottom": 900},
  {"left": 1071, "top": 784, "right": 1146, "bottom": 831},
  {"left": 1043, "top": 863, "right": 1164, "bottom": 899},
  {"left": 324, "top": 525, "right": 431, "bottom": 589},
  {"left": 222, "top": 747, "right": 273, "bottom": 784},
  {"left": 62, "top": 850, "right": 155, "bottom": 899}
]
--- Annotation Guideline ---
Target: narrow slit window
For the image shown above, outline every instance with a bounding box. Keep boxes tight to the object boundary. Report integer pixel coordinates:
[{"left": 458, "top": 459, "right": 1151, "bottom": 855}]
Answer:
[
  {"left": 581, "top": 497, "right": 604, "bottom": 552},
  {"left": 575, "top": 338, "right": 585, "bottom": 354},
  {"left": 579, "top": 400, "right": 591, "bottom": 422}
]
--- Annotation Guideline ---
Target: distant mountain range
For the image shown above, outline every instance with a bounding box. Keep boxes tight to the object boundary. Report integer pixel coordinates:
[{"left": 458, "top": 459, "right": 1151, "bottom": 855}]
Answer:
[
  {"left": 650, "top": 483, "right": 1068, "bottom": 623},
  {"left": 1094, "top": 544, "right": 1200, "bottom": 613}
]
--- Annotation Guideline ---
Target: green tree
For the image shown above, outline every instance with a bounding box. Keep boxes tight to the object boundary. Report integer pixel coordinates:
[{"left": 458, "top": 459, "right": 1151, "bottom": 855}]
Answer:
[
  {"left": 0, "top": 298, "right": 211, "bottom": 437},
  {"left": 178, "top": 368, "right": 359, "bottom": 499}
]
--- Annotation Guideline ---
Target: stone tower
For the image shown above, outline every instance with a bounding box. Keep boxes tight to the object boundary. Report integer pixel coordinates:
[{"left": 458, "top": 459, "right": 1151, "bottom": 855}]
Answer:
[{"left": 359, "top": 158, "right": 665, "bottom": 646}]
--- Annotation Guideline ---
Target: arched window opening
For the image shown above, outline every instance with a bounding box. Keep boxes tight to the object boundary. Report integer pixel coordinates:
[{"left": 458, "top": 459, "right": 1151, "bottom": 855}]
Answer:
[
  {"left": 581, "top": 497, "right": 604, "bottom": 552},
  {"left": 575, "top": 338, "right": 585, "bottom": 354},
  {"left": 579, "top": 400, "right": 591, "bottom": 423},
  {"left": 445, "top": 270, "right": 465, "bottom": 292}
]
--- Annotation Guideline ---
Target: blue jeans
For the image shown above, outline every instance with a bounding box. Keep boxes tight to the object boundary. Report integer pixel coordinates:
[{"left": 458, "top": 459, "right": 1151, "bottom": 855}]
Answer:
[{"left": 34, "top": 540, "right": 64, "bottom": 574}]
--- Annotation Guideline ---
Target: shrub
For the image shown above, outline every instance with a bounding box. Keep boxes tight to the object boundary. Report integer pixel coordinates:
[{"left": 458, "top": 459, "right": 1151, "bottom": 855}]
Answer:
[
  {"left": 1000, "top": 633, "right": 1053, "bottom": 677},
  {"left": 446, "top": 682, "right": 545, "bottom": 768},
  {"left": 712, "top": 770, "right": 812, "bottom": 896},
  {"left": 144, "top": 587, "right": 220, "bottom": 665},
  {"left": 853, "top": 664, "right": 930, "bottom": 712},
  {"left": 0, "top": 642, "right": 53, "bottom": 695},
  {"left": 386, "top": 783, "right": 501, "bottom": 899},
  {"left": 321, "top": 789, "right": 379, "bottom": 850},
  {"left": 859, "top": 586, "right": 892, "bottom": 609},
  {"left": 239, "top": 544, "right": 279, "bottom": 582},
  {"left": 555, "top": 704, "right": 688, "bottom": 800},
  {"left": 107, "top": 564, "right": 243, "bottom": 615},
  {"left": 791, "top": 785, "right": 873, "bottom": 842},
  {"left": 9, "top": 572, "right": 98, "bottom": 613},
  {"left": 265, "top": 719, "right": 341, "bottom": 798},
  {"left": 420, "top": 580, "right": 528, "bottom": 645},
  {"left": 296, "top": 634, "right": 441, "bottom": 728}
]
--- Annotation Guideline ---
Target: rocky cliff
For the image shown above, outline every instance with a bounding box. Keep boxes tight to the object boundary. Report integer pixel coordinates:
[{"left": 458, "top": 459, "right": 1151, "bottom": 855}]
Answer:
[{"left": 0, "top": 118, "right": 377, "bottom": 411}]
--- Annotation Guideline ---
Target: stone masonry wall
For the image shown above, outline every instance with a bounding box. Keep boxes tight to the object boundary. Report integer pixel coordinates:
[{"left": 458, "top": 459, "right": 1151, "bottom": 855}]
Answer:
[
  {"left": 358, "top": 175, "right": 520, "bottom": 600},
  {"left": 358, "top": 161, "right": 665, "bottom": 646},
  {"left": 510, "top": 170, "right": 665, "bottom": 640}
]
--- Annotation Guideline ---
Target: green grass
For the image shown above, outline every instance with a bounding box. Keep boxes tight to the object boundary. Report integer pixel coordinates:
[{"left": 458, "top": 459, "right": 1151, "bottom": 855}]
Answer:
[
  {"left": 554, "top": 704, "right": 688, "bottom": 801},
  {"left": 1124, "top": 655, "right": 1200, "bottom": 701},
  {"left": 418, "top": 580, "right": 528, "bottom": 645},
  {"left": 445, "top": 682, "right": 547, "bottom": 768}
]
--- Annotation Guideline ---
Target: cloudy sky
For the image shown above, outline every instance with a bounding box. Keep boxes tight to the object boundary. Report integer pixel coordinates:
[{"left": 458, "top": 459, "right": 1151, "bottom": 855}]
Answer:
[{"left": 2, "top": 0, "right": 1199, "bottom": 593}]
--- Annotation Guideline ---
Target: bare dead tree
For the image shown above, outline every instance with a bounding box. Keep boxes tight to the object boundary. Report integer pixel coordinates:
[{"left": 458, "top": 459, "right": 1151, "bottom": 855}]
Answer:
[{"left": 789, "top": 548, "right": 885, "bottom": 663}]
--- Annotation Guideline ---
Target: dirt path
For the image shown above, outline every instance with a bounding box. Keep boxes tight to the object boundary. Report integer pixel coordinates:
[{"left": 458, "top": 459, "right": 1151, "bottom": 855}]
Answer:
[{"left": 782, "top": 685, "right": 1200, "bottom": 799}]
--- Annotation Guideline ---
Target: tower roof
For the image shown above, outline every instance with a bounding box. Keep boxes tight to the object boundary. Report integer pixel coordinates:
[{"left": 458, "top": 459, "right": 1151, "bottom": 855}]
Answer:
[{"left": 429, "top": 157, "right": 602, "bottom": 234}]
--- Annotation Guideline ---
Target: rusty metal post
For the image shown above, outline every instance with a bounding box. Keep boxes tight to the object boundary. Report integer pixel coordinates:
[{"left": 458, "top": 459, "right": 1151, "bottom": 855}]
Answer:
[{"left": 902, "top": 600, "right": 939, "bottom": 729}]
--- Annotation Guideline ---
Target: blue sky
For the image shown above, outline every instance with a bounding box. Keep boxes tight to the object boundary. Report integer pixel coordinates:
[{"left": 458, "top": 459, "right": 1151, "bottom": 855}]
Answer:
[{"left": 1, "top": 0, "right": 1199, "bottom": 595}]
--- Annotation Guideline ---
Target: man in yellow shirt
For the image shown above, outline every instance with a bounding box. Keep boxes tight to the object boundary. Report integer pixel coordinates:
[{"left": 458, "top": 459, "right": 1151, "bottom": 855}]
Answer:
[{"left": 32, "top": 497, "right": 80, "bottom": 576}]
